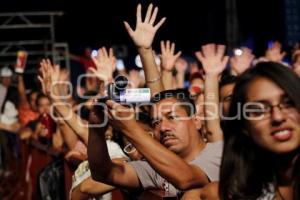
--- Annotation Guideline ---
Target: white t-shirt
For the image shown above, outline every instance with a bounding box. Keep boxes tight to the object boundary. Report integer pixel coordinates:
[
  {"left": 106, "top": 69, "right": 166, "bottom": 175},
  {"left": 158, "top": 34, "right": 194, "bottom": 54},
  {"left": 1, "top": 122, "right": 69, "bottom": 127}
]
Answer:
[
  {"left": 0, "top": 100, "right": 18, "bottom": 125},
  {"left": 70, "top": 140, "right": 127, "bottom": 200},
  {"left": 130, "top": 141, "right": 223, "bottom": 196}
]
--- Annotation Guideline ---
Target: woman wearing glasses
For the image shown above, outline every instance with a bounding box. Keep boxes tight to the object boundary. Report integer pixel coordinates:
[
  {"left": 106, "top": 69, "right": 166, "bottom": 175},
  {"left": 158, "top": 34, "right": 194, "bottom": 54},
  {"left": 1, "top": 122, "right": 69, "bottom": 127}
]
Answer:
[
  {"left": 220, "top": 61, "right": 300, "bottom": 200},
  {"left": 182, "top": 61, "right": 300, "bottom": 199}
]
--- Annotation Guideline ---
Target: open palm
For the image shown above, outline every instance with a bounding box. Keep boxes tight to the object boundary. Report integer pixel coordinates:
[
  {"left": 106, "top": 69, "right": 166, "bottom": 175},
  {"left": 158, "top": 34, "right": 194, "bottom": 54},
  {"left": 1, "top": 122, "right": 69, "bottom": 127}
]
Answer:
[
  {"left": 124, "top": 4, "right": 166, "bottom": 49},
  {"left": 90, "top": 47, "right": 116, "bottom": 82},
  {"left": 195, "top": 44, "right": 229, "bottom": 76},
  {"left": 160, "top": 40, "right": 182, "bottom": 71}
]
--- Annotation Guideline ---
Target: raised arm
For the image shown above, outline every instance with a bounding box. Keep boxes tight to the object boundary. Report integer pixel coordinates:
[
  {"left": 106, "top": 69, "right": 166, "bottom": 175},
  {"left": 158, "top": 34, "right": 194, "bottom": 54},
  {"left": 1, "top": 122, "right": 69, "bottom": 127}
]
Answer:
[
  {"left": 160, "top": 40, "right": 181, "bottom": 89},
  {"left": 87, "top": 104, "right": 140, "bottom": 189},
  {"left": 124, "top": 4, "right": 166, "bottom": 96},
  {"left": 15, "top": 52, "right": 29, "bottom": 107},
  {"left": 38, "top": 59, "right": 88, "bottom": 144},
  {"left": 174, "top": 58, "right": 188, "bottom": 88},
  {"left": 16, "top": 73, "right": 28, "bottom": 107},
  {"left": 106, "top": 100, "right": 210, "bottom": 190},
  {"left": 264, "top": 41, "right": 286, "bottom": 63},
  {"left": 90, "top": 47, "right": 116, "bottom": 85},
  {"left": 195, "top": 44, "right": 228, "bottom": 142},
  {"left": 230, "top": 47, "right": 254, "bottom": 75},
  {"left": 71, "top": 177, "right": 115, "bottom": 200}
]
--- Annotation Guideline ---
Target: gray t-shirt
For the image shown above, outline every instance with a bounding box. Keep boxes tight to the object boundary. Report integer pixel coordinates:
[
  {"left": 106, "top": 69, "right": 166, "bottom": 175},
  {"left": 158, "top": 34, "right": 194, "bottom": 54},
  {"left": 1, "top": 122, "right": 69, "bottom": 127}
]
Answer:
[{"left": 129, "top": 141, "right": 223, "bottom": 195}]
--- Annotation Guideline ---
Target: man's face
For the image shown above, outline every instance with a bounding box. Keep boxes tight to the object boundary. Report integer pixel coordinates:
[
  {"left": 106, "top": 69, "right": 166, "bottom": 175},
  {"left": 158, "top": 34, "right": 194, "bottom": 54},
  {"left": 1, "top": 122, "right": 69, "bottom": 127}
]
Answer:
[
  {"left": 1, "top": 76, "right": 12, "bottom": 87},
  {"left": 151, "top": 98, "right": 195, "bottom": 155}
]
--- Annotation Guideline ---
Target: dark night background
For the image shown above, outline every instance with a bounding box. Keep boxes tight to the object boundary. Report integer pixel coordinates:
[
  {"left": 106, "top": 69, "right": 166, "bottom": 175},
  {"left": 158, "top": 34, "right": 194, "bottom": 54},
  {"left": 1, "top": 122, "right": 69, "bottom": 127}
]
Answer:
[{"left": 0, "top": 0, "right": 288, "bottom": 57}]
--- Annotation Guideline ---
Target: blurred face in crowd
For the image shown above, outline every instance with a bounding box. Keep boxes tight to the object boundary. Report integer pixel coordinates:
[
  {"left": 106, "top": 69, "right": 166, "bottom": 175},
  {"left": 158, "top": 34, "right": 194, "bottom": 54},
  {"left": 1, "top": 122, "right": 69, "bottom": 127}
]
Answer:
[
  {"left": 151, "top": 97, "right": 197, "bottom": 156},
  {"left": 245, "top": 77, "right": 300, "bottom": 154},
  {"left": 84, "top": 47, "right": 92, "bottom": 58},
  {"left": 220, "top": 83, "right": 235, "bottom": 117},
  {"left": 0, "top": 76, "right": 12, "bottom": 87},
  {"left": 105, "top": 126, "right": 113, "bottom": 140},
  {"left": 37, "top": 96, "right": 51, "bottom": 114},
  {"left": 189, "top": 78, "right": 204, "bottom": 101},
  {"left": 29, "top": 91, "right": 38, "bottom": 111},
  {"left": 189, "top": 78, "right": 205, "bottom": 130}
]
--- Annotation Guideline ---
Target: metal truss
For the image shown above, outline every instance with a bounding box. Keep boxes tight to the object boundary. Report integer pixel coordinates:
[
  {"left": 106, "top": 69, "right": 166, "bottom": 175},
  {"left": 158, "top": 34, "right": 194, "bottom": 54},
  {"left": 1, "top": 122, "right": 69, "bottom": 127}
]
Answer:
[{"left": 0, "top": 11, "right": 70, "bottom": 73}]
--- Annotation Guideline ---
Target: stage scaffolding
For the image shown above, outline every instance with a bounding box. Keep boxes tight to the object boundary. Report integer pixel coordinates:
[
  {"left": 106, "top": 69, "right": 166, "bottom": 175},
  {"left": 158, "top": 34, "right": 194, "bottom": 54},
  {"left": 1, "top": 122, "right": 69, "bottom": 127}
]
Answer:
[{"left": 0, "top": 11, "right": 70, "bottom": 73}]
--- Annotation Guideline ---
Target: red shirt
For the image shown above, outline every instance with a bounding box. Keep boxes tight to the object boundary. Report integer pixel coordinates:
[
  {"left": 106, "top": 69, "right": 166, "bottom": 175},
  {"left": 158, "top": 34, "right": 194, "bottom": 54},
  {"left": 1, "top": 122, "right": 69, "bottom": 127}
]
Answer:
[
  {"left": 79, "top": 57, "right": 96, "bottom": 71},
  {"left": 18, "top": 104, "right": 39, "bottom": 127}
]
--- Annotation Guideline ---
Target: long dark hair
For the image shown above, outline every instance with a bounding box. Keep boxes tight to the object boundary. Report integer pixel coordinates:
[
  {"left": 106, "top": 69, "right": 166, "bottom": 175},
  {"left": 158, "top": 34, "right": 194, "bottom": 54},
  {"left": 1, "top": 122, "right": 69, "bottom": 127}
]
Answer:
[{"left": 219, "top": 62, "right": 300, "bottom": 199}]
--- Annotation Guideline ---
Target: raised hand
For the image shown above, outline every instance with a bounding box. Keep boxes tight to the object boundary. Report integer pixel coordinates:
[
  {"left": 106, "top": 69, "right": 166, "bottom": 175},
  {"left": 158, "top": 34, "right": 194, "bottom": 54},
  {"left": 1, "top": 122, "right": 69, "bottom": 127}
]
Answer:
[
  {"left": 38, "top": 59, "right": 60, "bottom": 96},
  {"left": 90, "top": 47, "right": 116, "bottom": 82},
  {"left": 58, "top": 68, "right": 70, "bottom": 82},
  {"left": 195, "top": 44, "right": 229, "bottom": 77},
  {"left": 230, "top": 47, "right": 254, "bottom": 75},
  {"left": 265, "top": 41, "right": 286, "bottom": 62},
  {"left": 128, "top": 69, "right": 143, "bottom": 88},
  {"left": 124, "top": 4, "right": 166, "bottom": 49},
  {"left": 160, "top": 40, "right": 182, "bottom": 71},
  {"left": 175, "top": 58, "right": 188, "bottom": 74}
]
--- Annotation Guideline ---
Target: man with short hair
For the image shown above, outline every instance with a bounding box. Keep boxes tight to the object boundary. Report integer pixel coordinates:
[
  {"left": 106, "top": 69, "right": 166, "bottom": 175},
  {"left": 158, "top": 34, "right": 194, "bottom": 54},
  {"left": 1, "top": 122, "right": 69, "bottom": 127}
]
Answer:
[{"left": 88, "top": 88, "right": 223, "bottom": 196}]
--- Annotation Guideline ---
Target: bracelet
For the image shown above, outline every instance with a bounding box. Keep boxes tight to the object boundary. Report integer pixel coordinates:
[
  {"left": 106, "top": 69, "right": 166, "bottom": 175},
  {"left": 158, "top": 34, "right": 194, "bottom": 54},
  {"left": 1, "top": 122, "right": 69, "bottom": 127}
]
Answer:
[{"left": 146, "top": 73, "right": 161, "bottom": 83}]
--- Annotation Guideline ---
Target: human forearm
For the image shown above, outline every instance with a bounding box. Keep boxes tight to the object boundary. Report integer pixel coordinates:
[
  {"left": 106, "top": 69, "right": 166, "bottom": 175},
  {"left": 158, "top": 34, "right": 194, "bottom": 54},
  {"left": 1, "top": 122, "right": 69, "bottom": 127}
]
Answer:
[
  {"left": 124, "top": 124, "right": 207, "bottom": 189},
  {"left": 162, "top": 70, "right": 174, "bottom": 90},
  {"left": 58, "top": 121, "right": 79, "bottom": 150},
  {"left": 204, "top": 75, "right": 223, "bottom": 142},
  {"left": 138, "top": 47, "right": 164, "bottom": 96},
  {"left": 88, "top": 125, "right": 113, "bottom": 182},
  {"left": 176, "top": 72, "right": 185, "bottom": 88},
  {"left": 80, "top": 177, "right": 115, "bottom": 196},
  {"left": 50, "top": 84, "right": 88, "bottom": 144},
  {"left": 17, "top": 74, "right": 28, "bottom": 105},
  {"left": 87, "top": 107, "right": 113, "bottom": 182},
  {"left": 53, "top": 104, "right": 88, "bottom": 144}
]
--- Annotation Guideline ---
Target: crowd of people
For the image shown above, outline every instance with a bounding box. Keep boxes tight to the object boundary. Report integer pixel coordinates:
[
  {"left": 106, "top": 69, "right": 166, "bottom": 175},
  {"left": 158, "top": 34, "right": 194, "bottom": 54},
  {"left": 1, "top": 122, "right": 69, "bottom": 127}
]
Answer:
[{"left": 0, "top": 3, "right": 300, "bottom": 200}]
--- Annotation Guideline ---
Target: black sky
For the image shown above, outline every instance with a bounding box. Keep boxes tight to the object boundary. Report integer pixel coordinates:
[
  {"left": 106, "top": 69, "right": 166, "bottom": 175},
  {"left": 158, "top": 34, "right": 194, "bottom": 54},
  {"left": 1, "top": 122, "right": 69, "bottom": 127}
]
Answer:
[{"left": 1, "top": 0, "right": 285, "bottom": 57}]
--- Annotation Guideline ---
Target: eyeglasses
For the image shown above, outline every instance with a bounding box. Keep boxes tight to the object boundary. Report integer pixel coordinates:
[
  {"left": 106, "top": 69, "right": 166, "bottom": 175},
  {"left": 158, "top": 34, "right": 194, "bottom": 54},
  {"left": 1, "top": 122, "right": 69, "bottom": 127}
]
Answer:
[
  {"left": 245, "top": 96, "right": 295, "bottom": 119},
  {"left": 123, "top": 131, "right": 154, "bottom": 154},
  {"left": 123, "top": 143, "right": 136, "bottom": 154}
]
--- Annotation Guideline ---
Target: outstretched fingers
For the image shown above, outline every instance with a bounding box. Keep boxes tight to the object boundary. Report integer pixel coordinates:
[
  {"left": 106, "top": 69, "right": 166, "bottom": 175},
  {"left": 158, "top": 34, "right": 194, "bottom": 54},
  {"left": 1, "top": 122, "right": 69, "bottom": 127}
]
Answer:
[
  {"left": 136, "top": 4, "right": 142, "bottom": 24},
  {"left": 144, "top": 4, "right": 153, "bottom": 23},
  {"left": 175, "top": 51, "right": 182, "bottom": 59},
  {"left": 195, "top": 51, "right": 205, "bottom": 63},
  {"left": 160, "top": 41, "right": 166, "bottom": 54},
  {"left": 109, "top": 48, "right": 114, "bottom": 59},
  {"left": 149, "top": 6, "right": 158, "bottom": 25},
  {"left": 123, "top": 21, "right": 134, "bottom": 37},
  {"left": 154, "top": 17, "right": 166, "bottom": 31},
  {"left": 216, "top": 45, "right": 226, "bottom": 59}
]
